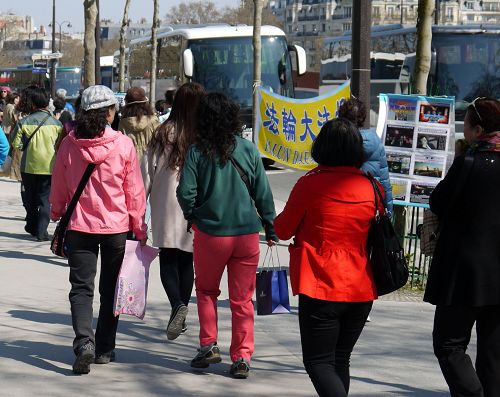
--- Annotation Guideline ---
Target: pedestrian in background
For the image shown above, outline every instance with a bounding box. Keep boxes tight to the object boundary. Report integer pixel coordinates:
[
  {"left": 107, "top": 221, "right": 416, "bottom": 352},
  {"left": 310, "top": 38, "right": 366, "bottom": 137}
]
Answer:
[
  {"left": 424, "top": 97, "right": 500, "bottom": 397},
  {"left": 177, "top": 92, "right": 277, "bottom": 379},
  {"left": 118, "top": 87, "right": 159, "bottom": 161},
  {"left": 53, "top": 97, "right": 73, "bottom": 125},
  {"left": 11, "top": 86, "right": 62, "bottom": 241},
  {"left": 49, "top": 85, "right": 147, "bottom": 375},
  {"left": 274, "top": 118, "right": 382, "bottom": 397},
  {"left": 0, "top": 86, "right": 10, "bottom": 115},
  {"left": 338, "top": 97, "right": 393, "bottom": 214},
  {"left": 2, "top": 91, "right": 20, "bottom": 137},
  {"left": 142, "top": 82, "right": 205, "bottom": 341}
]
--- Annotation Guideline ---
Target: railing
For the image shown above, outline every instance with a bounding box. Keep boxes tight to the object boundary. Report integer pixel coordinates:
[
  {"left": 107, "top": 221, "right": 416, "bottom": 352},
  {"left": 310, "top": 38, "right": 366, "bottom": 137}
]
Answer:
[{"left": 397, "top": 205, "right": 432, "bottom": 289}]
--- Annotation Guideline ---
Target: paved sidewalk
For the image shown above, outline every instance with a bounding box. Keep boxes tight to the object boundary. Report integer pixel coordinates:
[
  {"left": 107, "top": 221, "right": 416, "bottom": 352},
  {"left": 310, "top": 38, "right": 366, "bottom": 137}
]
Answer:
[{"left": 0, "top": 177, "right": 463, "bottom": 396}]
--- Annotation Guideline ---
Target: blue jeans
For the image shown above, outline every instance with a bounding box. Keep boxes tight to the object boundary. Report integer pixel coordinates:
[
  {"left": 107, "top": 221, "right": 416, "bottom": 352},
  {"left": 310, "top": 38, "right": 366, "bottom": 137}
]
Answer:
[{"left": 299, "top": 294, "right": 373, "bottom": 397}]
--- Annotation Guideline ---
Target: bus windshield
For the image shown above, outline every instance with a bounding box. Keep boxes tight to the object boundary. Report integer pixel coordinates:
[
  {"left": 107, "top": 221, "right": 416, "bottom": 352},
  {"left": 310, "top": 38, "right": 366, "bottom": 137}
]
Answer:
[
  {"left": 431, "top": 33, "right": 500, "bottom": 119},
  {"left": 189, "top": 36, "right": 294, "bottom": 108}
]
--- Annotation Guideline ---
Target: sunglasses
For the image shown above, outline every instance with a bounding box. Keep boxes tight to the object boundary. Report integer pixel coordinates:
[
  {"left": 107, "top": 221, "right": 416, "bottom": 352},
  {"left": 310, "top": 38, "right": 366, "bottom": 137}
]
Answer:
[{"left": 470, "top": 97, "right": 487, "bottom": 124}]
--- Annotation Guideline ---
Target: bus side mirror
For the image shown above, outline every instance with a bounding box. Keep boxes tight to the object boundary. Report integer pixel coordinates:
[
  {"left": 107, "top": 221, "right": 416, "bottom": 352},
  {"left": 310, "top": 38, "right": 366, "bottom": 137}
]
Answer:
[
  {"left": 289, "top": 45, "right": 307, "bottom": 76},
  {"left": 183, "top": 49, "right": 193, "bottom": 78}
]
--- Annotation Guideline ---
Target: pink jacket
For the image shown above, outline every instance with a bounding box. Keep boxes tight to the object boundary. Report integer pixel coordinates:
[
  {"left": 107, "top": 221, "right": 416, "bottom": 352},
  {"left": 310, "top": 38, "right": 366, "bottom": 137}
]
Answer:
[{"left": 50, "top": 127, "right": 147, "bottom": 240}]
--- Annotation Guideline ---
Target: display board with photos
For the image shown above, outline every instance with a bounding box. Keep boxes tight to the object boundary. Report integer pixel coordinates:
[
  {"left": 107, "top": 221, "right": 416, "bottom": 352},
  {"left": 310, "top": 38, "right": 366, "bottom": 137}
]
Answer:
[{"left": 376, "top": 94, "right": 455, "bottom": 207}]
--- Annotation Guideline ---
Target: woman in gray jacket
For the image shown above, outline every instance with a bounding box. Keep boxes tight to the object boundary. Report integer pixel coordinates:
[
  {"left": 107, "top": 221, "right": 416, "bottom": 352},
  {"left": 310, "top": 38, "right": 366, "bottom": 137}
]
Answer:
[{"left": 141, "top": 82, "right": 205, "bottom": 341}]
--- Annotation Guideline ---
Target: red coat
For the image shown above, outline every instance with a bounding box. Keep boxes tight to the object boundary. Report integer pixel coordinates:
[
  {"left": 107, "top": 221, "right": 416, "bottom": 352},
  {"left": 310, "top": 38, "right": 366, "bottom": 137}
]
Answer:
[{"left": 274, "top": 166, "right": 383, "bottom": 302}]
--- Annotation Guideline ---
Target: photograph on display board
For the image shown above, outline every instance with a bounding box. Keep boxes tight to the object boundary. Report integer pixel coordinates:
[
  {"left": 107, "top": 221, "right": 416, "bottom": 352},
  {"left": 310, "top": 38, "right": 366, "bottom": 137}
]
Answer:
[
  {"left": 387, "top": 152, "right": 412, "bottom": 175},
  {"left": 418, "top": 103, "right": 450, "bottom": 124},
  {"left": 413, "top": 156, "right": 445, "bottom": 179},
  {"left": 384, "top": 125, "right": 415, "bottom": 149},
  {"left": 416, "top": 133, "right": 447, "bottom": 151},
  {"left": 410, "top": 182, "right": 436, "bottom": 204},
  {"left": 388, "top": 98, "right": 417, "bottom": 122},
  {"left": 391, "top": 178, "right": 409, "bottom": 201}
]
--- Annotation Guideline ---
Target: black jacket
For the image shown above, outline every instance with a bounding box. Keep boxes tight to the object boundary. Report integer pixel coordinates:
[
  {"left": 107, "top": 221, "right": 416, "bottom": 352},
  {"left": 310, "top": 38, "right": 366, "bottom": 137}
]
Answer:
[{"left": 424, "top": 151, "right": 500, "bottom": 306}]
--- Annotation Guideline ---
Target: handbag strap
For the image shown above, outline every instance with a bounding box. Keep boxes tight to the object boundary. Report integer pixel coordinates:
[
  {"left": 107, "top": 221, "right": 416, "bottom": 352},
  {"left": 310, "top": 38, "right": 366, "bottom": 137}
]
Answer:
[
  {"left": 23, "top": 112, "right": 51, "bottom": 149},
  {"left": 59, "top": 163, "right": 96, "bottom": 225},
  {"left": 229, "top": 155, "right": 253, "bottom": 198},
  {"left": 365, "top": 175, "right": 385, "bottom": 220}
]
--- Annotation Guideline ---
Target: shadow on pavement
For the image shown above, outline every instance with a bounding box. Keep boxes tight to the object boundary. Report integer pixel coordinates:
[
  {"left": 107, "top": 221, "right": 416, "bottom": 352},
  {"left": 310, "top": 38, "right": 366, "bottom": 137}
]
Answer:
[
  {"left": 351, "top": 376, "right": 449, "bottom": 396},
  {"left": 0, "top": 249, "right": 68, "bottom": 267},
  {"left": 0, "top": 215, "right": 24, "bottom": 222}
]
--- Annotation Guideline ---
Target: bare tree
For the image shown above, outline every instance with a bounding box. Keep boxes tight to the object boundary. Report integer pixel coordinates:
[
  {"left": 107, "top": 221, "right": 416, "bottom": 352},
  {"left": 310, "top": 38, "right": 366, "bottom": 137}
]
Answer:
[
  {"left": 165, "top": 1, "right": 220, "bottom": 24},
  {"left": 150, "top": 0, "right": 159, "bottom": 104},
  {"left": 413, "top": 0, "right": 434, "bottom": 94},
  {"left": 252, "top": 0, "right": 263, "bottom": 137},
  {"left": 222, "top": 0, "right": 281, "bottom": 26},
  {"left": 83, "top": 0, "right": 97, "bottom": 87},
  {"left": 119, "top": 0, "right": 131, "bottom": 92}
]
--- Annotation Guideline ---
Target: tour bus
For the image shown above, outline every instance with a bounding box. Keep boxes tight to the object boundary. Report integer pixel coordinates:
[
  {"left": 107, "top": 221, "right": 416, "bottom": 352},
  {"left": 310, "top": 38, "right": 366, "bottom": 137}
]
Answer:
[
  {"left": 320, "top": 24, "right": 500, "bottom": 130},
  {"left": 0, "top": 65, "right": 82, "bottom": 98},
  {"left": 117, "top": 24, "right": 306, "bottom": 142}
]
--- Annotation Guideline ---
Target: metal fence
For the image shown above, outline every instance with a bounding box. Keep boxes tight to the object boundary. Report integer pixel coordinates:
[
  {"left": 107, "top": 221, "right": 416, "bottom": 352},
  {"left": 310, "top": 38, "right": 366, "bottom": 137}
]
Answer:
[{"left": 398, "top": 206, "right": 433, "bottom": 289}]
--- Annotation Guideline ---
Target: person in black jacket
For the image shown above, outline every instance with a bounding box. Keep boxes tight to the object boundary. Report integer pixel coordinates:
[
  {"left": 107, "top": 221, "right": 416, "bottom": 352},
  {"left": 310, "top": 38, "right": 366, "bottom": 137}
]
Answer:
[{"left": 424, "top": 97, "right": 500, "bottom": 397}]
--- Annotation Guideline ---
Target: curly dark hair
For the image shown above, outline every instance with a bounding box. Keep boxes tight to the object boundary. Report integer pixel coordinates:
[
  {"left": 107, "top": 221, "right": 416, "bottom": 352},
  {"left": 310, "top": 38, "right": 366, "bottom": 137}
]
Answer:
[
  {"left": 195, "top": 92, "right": 243, "bottom": 164},
  {"left": 75, "top": 105, "right": 113, "bottom": 139},
  {"left": 337, "top": 97, "right": 367, "bottom": 128},
  {"left": 148, "top": 82, "right": 205, "bottom": 170}
]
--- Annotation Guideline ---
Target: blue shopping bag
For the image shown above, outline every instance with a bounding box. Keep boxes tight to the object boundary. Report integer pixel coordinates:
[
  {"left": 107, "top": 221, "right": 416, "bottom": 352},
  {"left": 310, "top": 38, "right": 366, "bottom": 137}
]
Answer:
[{"left": 255, "top": 247, "right": 291, "bottom": 315}]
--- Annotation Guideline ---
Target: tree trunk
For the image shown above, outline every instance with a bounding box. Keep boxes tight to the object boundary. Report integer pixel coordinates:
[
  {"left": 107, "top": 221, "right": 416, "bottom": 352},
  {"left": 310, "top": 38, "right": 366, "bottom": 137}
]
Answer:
[
  {"left": 95, "top": 0, "right": 101, "bottom": 85},
  {"left": 252, "top": 0, "right": 263, "bottom": 142},
  {"left": 150, "top": 0, "right": 159, "bottom": 104},
  {"left": 83, "top": 0, "right": 97, "bottom": 87},
  {"left": 413, "top": 0, "right": 434, "bottom": 94},
  {"left": 118, "top": 0, "right": 131, "bottom": 92},
  {"left": 393, "top": 0, "right": 434, "bottom": 244}
]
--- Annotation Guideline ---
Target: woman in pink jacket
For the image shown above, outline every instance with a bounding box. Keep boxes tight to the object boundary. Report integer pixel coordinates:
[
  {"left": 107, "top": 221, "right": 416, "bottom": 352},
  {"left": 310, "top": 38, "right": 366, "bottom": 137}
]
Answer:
[{"left": 50, "top": 85, "right": 147, "bottom": 375}]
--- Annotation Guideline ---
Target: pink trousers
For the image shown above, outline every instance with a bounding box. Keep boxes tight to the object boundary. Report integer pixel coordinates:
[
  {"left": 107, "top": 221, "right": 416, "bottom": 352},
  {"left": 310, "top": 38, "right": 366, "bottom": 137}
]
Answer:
[{"left": 193, "top": 227, "right": 260, "bottom": 362}]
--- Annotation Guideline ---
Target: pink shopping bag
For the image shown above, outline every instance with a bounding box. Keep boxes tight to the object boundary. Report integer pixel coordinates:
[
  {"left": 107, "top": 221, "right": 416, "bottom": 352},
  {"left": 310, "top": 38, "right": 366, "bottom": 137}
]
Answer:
[{"left": 113, "top": 240, "right": 159, "bottom": 320}]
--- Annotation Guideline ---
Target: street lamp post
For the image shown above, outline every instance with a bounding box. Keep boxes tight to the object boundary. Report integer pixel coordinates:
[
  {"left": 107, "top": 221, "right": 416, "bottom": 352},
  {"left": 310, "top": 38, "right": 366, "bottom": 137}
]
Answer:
[
  {"left": 50, "top": 0, "right": 56, "bottom": 98},
  {"left": 49, "top": 20, "right": 72, "bottom": 52}
]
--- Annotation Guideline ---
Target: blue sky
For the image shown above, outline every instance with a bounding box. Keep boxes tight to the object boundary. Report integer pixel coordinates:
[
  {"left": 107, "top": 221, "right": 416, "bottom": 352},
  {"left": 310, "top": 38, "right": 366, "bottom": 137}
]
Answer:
[{"left": 4, "top": 0, "right": 240, "bottom": 32}]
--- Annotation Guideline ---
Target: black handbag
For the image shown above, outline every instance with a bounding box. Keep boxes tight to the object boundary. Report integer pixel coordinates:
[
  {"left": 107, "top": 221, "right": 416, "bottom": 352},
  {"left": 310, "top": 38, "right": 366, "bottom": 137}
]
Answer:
[
  {"left": 367, "top": 176, "right": 409, "bottom": 296},
  {"left": 51, "top": 163, "right": 96, "bottom": 257}
]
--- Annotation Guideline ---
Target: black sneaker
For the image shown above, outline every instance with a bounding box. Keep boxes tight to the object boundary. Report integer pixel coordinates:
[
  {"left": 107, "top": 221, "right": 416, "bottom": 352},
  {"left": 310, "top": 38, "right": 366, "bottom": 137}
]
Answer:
[
  {"left": 230, "top": 358, "right": 250, "bottom": 379},
  {"left": 72, "top": 341, "right": 95, "bottom": 374},
  {"left": 167, "top": 304, "right": 188, "bottom": 341},
  {"left": 190, "top": 344, "right": 222, "bottom": 368},
  {"left": 95, "top": 350, "right": 115, "bottom": 364}
]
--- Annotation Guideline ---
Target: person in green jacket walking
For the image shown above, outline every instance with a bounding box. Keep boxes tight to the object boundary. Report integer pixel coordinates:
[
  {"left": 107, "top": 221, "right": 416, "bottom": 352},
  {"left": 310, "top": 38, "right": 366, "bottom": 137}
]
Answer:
[
  {"left": 11, "top": 86, "right": 62, "bottom": 241},
  {"left": 177, "top": 92, "right": 278, "bottom": 379}
]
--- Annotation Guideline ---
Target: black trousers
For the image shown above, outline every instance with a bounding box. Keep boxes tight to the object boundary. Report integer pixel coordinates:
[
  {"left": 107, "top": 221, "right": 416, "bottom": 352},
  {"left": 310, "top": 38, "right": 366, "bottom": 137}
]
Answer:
[
  {"left": 433, "top": 305, "right": 500, "bottom": 397},
  {"left": 299, "top": 294, "right": 373, "bottom": 397},
  {"left": 66, "top": 231, "right": 127, "bottom": 356},
  {"left": 21, "top": 173, "right": 51, "bottom": 239},
  {"left": 159, "top": 248, "right": 194, "bottom": 310}
]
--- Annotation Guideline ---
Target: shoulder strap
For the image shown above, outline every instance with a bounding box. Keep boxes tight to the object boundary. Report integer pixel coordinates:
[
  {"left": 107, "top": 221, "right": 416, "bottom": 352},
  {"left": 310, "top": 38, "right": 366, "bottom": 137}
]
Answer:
[
  {"left": 229, "top": 156, "right": 252, "bottom": 197},
  {"left": 59, "top": 163, "right": 96, "bottom": 224},
  {"left": 24, "top": 112, "right": 51, "bottom": 149},
  {"left": 366, "top": 174, "right": 384, "bottom": 218}
]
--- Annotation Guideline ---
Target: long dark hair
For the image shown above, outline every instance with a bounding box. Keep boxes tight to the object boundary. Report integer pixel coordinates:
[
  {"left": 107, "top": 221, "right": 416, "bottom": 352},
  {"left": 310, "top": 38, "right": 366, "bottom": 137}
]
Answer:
[
  {"left": 148, "top": 82, "right": 205, "bottom": 170},
  {"left": 195, "top": 92, "right": 243, "bottom": 164},
  {"left": 75, "top": 105, "right": 113, "bottom": 139}
]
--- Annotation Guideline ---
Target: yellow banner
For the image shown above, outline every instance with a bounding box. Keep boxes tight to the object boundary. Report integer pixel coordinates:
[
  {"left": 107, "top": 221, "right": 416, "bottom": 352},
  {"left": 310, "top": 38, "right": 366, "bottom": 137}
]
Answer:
[{"left": 255, "top": 82, "right": 350, "bottom": 170}]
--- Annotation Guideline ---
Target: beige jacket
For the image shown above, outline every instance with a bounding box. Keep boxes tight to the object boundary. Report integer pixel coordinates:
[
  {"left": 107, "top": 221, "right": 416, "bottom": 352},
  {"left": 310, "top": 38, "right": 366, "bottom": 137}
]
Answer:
[
  {"left": 141, "top": 128, "right": 193, "bottom": 251},
  {"left": 118, "top": 115, "right": 160, "bottom": 160}
]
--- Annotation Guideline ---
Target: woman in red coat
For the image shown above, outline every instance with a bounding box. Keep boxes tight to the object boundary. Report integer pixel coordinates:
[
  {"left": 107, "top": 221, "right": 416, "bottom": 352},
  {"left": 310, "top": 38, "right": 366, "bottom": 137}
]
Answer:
[{"left": 274, "top": 118, "right": 382, "bottom": 397}]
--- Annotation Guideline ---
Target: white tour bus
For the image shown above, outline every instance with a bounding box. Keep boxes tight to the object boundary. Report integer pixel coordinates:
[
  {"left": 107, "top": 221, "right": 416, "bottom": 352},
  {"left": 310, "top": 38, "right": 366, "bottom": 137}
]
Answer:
[{"left": 115, "top": 24, "right": 306, "bottom": 143}]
